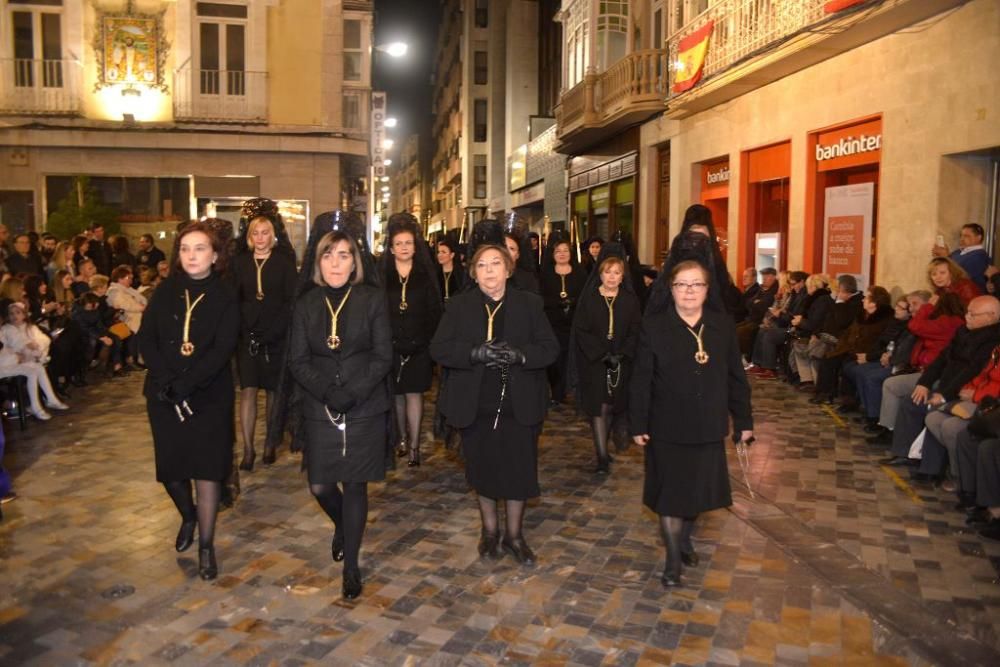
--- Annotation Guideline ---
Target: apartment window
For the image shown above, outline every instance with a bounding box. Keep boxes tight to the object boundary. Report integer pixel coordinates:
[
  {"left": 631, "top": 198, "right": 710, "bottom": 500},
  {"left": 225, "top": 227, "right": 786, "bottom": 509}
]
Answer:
[
  {"left": 597, "top": 1, "right": 628, "bottom": 70},
  {"left": 564, "top": 3, "right": 588, "bottom": 89},
  {"left": 652, "top": 2, "right": 664, "bottom": 48},
  {"left": 343, "top": 19, "right": 362, "bottom": 82},
  {"left": 473, "top": 99, "right": 487, "bottom": 142},
  {"left": 474, "top": 0, "right": 488, "bottom": 28},
  {"left": 9, "top": 0, "right": 63, "bottom": 88},
  {"left": 343, "top": 90, "right": 361, "bottom": 129},
  {"left": 473, "top": 155, "right": 487, "bottom": 200},
  {"left": 197, "top": 2, "right": 247, "bottom": 95},
  {"left": 473, "top": 50, "right": 487, "bottom": 85}
]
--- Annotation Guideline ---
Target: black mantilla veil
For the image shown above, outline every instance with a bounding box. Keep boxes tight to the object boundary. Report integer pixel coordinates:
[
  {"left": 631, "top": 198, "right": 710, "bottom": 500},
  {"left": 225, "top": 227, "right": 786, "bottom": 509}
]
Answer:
[
  {"left": 645, "top": 229, "right": 727, "bottom": 317},
  {"left": 541, "top": 228, "right": 580, "bottom": 272},
  {"left": 267, "top": 210, "right": 394, "bottom": 461},
  {"left": 379, "top": 212, "right": 441, "bottom": 302},
  {"left": 236, "top": 197, "right": 296, "bottom": 261},
  {"left": 679, "top": 204, "right": 739, "bottom": 313},
  {"left": 504, "top": 212, "right": 537, "bottom": 273}
]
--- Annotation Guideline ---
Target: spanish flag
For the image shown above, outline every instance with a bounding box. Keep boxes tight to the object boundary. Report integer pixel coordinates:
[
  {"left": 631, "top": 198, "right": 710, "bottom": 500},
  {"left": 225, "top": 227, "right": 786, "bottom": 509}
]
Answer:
[
  {"left": 824, "top": 0, "right": 866, "bottom": 12},
  {"left": 672, "top": 21, "right": 714, "bottom": 94}
]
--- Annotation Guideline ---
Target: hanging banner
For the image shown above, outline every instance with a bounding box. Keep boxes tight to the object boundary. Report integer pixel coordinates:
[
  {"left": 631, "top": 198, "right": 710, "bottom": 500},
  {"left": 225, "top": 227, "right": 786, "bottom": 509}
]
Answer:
[
  {"left": 673, "top": 21, "right": 714, "bottom": 93},
  {"left": 823, "top": 183, "right": 875, "bottom": 290},
  {"left": 825, "top": 0, "right": 866, "bottom": 13}
]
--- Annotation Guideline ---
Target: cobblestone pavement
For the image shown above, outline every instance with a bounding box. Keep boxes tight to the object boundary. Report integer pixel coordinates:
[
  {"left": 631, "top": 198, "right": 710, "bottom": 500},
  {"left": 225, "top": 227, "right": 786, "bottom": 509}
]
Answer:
[{"left": 1, "top": 371, "right": 998, "bottom": 665}]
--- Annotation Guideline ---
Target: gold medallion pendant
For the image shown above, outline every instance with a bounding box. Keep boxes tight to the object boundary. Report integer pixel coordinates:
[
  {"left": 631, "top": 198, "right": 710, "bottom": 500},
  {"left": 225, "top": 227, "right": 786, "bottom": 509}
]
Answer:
[
  {"left": 694, "top": 350, "right": 709, "bottom": 364},
  {"left": 180, "top": 341, "right": 195, "bottom": 356},
  {"left": 559, "top": 291, "right": 568, "bottom": 299},
  {"left": 256, "top": 292, "right": 264, "bottom": 301},
  {"left": 327, "top": 335, "right": 341, "bottom": 350},
  {"left": 399, "top": 301, "right": 409, "bottom": 312}
]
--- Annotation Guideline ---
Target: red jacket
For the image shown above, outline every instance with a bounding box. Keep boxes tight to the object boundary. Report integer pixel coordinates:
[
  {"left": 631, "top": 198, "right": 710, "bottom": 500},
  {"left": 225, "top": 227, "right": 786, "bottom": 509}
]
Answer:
[
  {"left": 908, "top": 303, "right": 963, "bottom": 369},
  {"left": 962, "top": 344, "right": 1000, "bottom": 403},
  {"left": 941, "top": 279, "right": 981, "bottom": 306}
]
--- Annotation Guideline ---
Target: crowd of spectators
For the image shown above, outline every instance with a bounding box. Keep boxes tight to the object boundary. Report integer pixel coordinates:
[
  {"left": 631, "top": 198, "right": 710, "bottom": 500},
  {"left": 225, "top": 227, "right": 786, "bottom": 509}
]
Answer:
[
  {"left": 0, "top": 223, "right": 169, "bottom": 425},
  {"left": 741, "top": 223, "right": 1000, "bottom": 540}
]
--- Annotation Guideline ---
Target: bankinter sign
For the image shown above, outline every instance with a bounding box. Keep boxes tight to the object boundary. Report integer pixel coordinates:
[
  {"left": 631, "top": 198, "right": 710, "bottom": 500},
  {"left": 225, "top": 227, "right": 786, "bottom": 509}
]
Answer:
[{"left": 815, "top": 134, "right": 881, "bottom": 162}]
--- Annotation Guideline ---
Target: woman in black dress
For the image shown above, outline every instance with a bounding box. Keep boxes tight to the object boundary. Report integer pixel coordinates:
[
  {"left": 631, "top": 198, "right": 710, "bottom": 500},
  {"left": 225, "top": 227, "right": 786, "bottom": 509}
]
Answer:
[
  {"left": 436, "top": 237, "right": 463, "bottom": 304},
  {"left": 540, "top": 234, "right": 586, "bottom": 405},
  {"left": 431, "top": 229, "right": 559, "bottom": 564},
  {"left": 504, "top": 232, "right": 540, "bottom": 294},
  {"left": 232, "top": 199, "right": 298, "bottom": 469},
  {"left": 630, "top": 248, "right": 753, "bottom": 588},
  {"left": 288, "top": 227, "right": 391, "bottom": 599},
  {"left": 138, "top": 221, "right": 240, "bottom": 581},
  {"left": 571, "top": 250, "right": 641, "bottom": 473},
  {"left": 381, "top": 214, "right": 442, "bottom": 466}
]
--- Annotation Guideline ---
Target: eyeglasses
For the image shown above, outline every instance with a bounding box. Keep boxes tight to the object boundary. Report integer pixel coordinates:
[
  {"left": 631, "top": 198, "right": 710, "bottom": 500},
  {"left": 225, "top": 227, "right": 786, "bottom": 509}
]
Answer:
[
  {"left": 966, "top": 311, "right": 992, "bottom": 319},
  {"left": 671, "top": 282, "right": 708, "bottom": 292}
]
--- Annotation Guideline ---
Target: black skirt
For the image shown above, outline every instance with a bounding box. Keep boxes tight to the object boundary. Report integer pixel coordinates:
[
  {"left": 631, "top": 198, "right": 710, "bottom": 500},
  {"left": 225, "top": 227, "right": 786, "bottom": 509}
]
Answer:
[
  {"left": 303, "top": 413, "right": 387, "bottom": 484},
  {"left": 643, "top": 439, "right": 732, "bottom": 517},
  {"left": 392, "top": 347, "right": 433, "bottom": 394},
  {"left": 236, "top": 338, "right": 284, "bottom": 390},
  {"left": 462, "top": 415, "right": 540, "bottom": 500},
  {"left": 148, "top": 395, "right": 234, "bottom": 483}
]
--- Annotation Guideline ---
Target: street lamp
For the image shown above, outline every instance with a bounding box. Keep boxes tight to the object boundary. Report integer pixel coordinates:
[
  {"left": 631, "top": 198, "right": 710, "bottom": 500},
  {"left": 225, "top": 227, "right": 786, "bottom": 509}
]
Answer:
[
  {"left": 377, "top": 42, "right": 409, "bottom": 58},
  {"left": 385, "top": 117, "right": 398, "bottom": 128}
]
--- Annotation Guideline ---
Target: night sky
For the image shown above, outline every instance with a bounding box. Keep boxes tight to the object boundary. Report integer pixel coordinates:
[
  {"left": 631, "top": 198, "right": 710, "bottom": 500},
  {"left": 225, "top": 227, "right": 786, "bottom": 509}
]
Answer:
[{"left": 373, "top": 0, "right": 441, "bottom": 159}]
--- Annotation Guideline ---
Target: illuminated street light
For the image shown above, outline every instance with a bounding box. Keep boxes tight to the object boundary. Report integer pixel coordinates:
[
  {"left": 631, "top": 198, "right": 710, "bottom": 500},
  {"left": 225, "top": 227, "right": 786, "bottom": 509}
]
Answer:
[
  {"left": 383, "top": 139, "right": 394, "bottom": 150},
  {"left": 378, "top": 42, "right": 409, "bottom": 58},
  {"left": 384, "top": 159, "right": 392, "bottom": 166},
  {"left": 385, "top": 117, "right": 398, "bottom": 128}
]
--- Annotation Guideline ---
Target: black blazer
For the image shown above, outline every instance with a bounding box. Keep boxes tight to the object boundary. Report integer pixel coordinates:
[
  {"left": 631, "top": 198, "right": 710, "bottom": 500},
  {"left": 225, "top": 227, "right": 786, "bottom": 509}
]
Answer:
[
  {"left": 918, "top": 322, "right": 1000, "bottom": 400},
  {"left": 138, "top": 273, "right": 240, "bottom": 400},
  {"left": 629, "top": 307, "right": 752, "bottom": 443},
  {"left": 431, "top": 287, "right": 559, "bottom": 428},
  {"left": 232, "top": 252, "right": 298, "bottom": 344},
  {"left": 288, "top": 284, "right": 392, "bottom": 420},
  {"left": 386, "top": 264, "right": 442, "bottom": 354}
]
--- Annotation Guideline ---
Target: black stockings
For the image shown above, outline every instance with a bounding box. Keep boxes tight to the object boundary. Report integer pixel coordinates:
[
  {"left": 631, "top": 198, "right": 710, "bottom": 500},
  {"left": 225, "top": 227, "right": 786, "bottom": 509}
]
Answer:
[
  {"left": 163, "top": 479, "right": 221, "bottom": 548},
  {"left": 311, "top": 482, "right": 368, "bottom": 571},
  {"left": 240, "top": 388, "right": 276, "bottom": 458},
  {"left": 660, "top": 515, "right": 697, "bottom": 575},
  {"left": 477, "top": 495, "right": 526, "bottom": 539},
  {"left": 395, "top": 394, "right": 423, "bottom": 462},
  {"left": 591, "top": 403, "right": 614, "bottom": 463}
]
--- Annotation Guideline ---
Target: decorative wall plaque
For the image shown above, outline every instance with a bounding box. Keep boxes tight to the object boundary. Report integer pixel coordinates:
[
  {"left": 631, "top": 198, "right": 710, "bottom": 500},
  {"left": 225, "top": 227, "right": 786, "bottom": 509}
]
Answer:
[{"left": 92, "top": 1, "right": 170, "bottom": 92}]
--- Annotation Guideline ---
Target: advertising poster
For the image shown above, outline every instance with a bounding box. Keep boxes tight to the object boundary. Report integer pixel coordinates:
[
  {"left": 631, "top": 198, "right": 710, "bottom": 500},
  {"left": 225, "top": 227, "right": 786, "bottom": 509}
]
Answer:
[{"left": 823, "top": 183, "right": 874, "bottom": 290}]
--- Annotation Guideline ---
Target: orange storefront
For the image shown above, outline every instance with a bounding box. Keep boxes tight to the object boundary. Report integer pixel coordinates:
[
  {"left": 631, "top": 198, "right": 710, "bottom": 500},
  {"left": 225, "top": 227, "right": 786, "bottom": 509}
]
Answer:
[
  {"left": 699, "top": 158, "right": 730, "bottom": 262},
  {"left": 738, "top": 141, "right": 791, "bottom": 271},
  {"left": 804, "top": 116, "right": 882, "bottom": 276}
]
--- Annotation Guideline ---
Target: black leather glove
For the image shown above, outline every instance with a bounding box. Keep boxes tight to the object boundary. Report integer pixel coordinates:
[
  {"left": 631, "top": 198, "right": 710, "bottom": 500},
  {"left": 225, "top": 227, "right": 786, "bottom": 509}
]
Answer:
[
  {"left": 470, "top": 342, "right": 493, "bottom": 365},
  {"left": 157, "top": 385, "right": 178, "bottom": 403},
  {"left": 492, "top": 342, "right": 526, "bottom": 366},
  {"left": 324, "top": 387, "right": 357, "bottom": 413}
]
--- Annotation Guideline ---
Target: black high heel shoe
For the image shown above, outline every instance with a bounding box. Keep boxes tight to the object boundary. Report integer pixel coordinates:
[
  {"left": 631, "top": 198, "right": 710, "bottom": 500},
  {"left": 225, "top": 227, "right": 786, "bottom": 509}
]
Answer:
[
  {"left": 396, "top": 438, "right": 408, "bottom": 458},
  {"left": 342, "top": 568, "right": 363, "bottom": 599},
  {"left": 239, "top": 449, "right": 256, "bottom": 472},
  {"left": 175, "top": 519, "right": 196, "bottom": 552},
  {"left": 501, "top": 536, "right": 536, "bottom": 565},
  {"left": 407, "top": 451, "right": 420, "bottom": 468},
  {"left": 331, "top": 532, "right": 345, "bottom": 562},
  {"left": 198, "top": 546, "right": 218, "bottom": 580},
  {"left": 477, "top": 531, "right": 500, "bottom": 559},
  {"left": 262, "top": 446, "right": 276, "bottom": 465},
  {"left": 680, "top": 550, "right": 700, "bottom": 567}
]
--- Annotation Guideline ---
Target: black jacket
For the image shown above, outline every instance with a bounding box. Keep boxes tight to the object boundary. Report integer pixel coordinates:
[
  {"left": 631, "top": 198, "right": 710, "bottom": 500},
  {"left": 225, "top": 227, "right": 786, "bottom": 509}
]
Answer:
[
  {"left": 629, "top": 307, "right": 752, "bottom": 443},
  {"left": 571, "top": 286, "right": 642, "bottom": 415},
  {"left": 138, "top": 272, "right": 240, "bottom": 400},
  {"left": 795, "top": 288, "right": 832, "bottom": 336},
  {"left": 918, "top": 322, "right": 1000, "bottom": 400},
  {"left": 431, "top": 287, "right": 559, "bottom": 428},
  {"left": 866, "top": 317, "right": 910, "bottom": 362},
  {"left": 232, "top": 252, "right": 298, "bottom": 344},
  {"left": 136, "top": 245, "right": 166, "bottom": 271},
  {"left": 6, "top": 252, "right": 45, "bottom": 277},
  {"left": 742, "top": 282, "right": 778, "bottom": 325},
  {"left": 288, "top": 284, "right": 392, "bottom": 420},
  {"left": 511, "top": 267, "right": 540, "bottom": 294},
  {"left": 386, "top": 263, "right": 442, "bottom": 355},
  {"left": 819, "top": 291, "right": 863, "bottom": 337}
]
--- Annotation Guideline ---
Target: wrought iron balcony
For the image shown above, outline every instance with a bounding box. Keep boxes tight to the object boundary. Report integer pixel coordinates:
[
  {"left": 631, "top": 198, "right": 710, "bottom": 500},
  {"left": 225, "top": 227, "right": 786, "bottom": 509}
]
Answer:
[
  {"left": 665, "top": 0, "right": 967, "bottom": 118},
  {"left": 555, "top": 49, "right": 668, "bottom": 154},
  {"left": 173, "top": 68, "right": 267, "bottom": 123},
  {"left": 0, "top": 58, "right": 80, "bottom": 115}
]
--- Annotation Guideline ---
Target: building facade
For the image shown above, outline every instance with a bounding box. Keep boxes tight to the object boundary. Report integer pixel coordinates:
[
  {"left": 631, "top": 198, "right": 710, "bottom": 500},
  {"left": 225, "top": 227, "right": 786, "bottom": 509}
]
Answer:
[
  {"left": 390, "top": 132, "right": 431, "bottom": 225},
  {"left": 636, "top": 0, "right": 1000, "bottom": 291},
  {"left": 0, "top": 0, "right": 373, "bottom": 257}
]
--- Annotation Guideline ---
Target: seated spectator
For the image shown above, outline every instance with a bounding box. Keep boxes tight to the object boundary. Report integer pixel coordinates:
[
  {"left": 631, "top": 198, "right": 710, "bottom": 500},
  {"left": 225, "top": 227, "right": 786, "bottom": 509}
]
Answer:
[
  {"left": 0, "top": 301, "right": 69, "bottom": 420},
  {"left": 846, "top": 292, "right": 926, "bottom": 428},
  {"left": 109, "top": 235, "right": 137, "bottom": 281},
  {"left": 733, "top": 267, "right": 760, "bottom": 323},
  {"left": 156, "top": 260, "right": 170, "bottom": 282},
  {"left": 137, "top": 266, "right": 158, "bottom": 298},
  {"left": 72, "top": 292, "right": 124, "bottom": 377},
  {"left": 811, "top": 285, "right": 894, "bottom": 405},
  {"left": 106, "top": 265, "right": 146, "bottom": 366},
  {"left": 933, "top": 223, "right": 990, "bottom": 292},
  {"left": 736, "top": 267, "right": 778, "bottom": 359},
  {"left": 70, "top": 234, "right": 91, "bottom": 273},
  {"left": 46, "top": 241, "right": 77, "bottom": 285},
  {"left": 6, "top": 234, "right": 45, "bottom": 278},
  {"left": 23, "top": 274, "right": 59, "bottom": 325},
  {"left": 792, "top": 274, "right": 861, "bottom": 391},
  {"left": 71, "top": 258, "right": 97, "bottom": 298},
  {"left": 39, "top": 233, "right": 57, "bottom": 266},
  {"left": 880, "top": 295, "right": 1000, "bottom": 472},
  {"left": 51, "top": 270, "right": 76, "bottom": 311},
  {"left": 928, "top": 256, "right": 980, "bottom": 306},
  {"left": 748, "top": 270, "right": 809, "bottom": 379},
  {"left": 0, "top": 276, "right": 25, "bottom": 305},
  {"left": 136, "top": 233, "right": 166, "bottom": 273},
  {"left": 867, "top": 292, "right": 966, "bottom": 443}
]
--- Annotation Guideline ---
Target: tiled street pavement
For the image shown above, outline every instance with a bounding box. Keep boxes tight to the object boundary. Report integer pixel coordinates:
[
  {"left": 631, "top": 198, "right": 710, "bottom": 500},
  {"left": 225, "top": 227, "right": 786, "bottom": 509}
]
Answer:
[{"left": 2, "top": 372, "right": 1000, "bottom": 665}]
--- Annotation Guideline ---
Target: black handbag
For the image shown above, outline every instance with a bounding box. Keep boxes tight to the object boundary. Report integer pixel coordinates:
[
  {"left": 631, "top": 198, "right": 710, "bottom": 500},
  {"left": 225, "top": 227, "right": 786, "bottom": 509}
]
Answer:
[{"left": 968, "top": 396, "right": 1000, "bottom": 439}]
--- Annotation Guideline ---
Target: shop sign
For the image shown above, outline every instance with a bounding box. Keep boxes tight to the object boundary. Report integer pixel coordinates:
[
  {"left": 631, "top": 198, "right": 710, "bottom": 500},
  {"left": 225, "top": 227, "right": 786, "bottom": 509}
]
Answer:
[
  {"left": 701, "top": 159, "right": 730, "bottom": 192},
  {"left": 511, "top": 181, "right": 545, "bottom": 208},
  {"left": 371, "top": 92, "right": 387, "bottom": 177},
  {"left": 814, "top": 117, "right": 882, "bottom": 172},
  {"left": 509, "top": 145, "right": 527, "bottom": 191},
  {"left": 815, "top": 134, "right": 881, "bottom": 162}
]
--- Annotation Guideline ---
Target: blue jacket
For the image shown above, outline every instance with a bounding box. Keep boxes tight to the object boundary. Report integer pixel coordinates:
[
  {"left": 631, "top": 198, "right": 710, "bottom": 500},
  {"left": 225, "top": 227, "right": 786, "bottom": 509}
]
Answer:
[{"left": 951, "top": 248, "right": 991, "bottom": 292}]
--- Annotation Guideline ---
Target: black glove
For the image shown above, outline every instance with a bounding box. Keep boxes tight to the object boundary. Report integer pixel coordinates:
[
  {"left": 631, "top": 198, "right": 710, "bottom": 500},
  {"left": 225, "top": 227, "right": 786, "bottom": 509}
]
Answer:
[
  {"left": 324, "top": 387, "right": 356, "bottom": 413},
  {"left": 491, "top": 342, "right": 526, "bottom": 366},
  {"left": 470, "top": 342, "right": 494, "bottom": 365},
  {"left": 157, "top": 385, "right": 178, "bottom": 403}
]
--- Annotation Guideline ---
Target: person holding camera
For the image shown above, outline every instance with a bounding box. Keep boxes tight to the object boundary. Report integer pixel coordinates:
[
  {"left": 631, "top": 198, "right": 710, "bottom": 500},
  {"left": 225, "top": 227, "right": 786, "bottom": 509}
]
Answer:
[
  {"left": 431, "top": 232, "right": 559, "bottom": 565},
  {"left": 138, "top": 221, "right": 239, "bottom": 581}
]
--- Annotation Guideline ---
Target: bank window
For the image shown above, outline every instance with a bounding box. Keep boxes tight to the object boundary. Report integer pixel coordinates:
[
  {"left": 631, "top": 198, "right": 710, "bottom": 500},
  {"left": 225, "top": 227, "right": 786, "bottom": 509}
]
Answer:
[
  {"left": 473, "top": 98, "right": 487, "bottom": 142},
  {"left": 343, "top": 18, "right": 362, "bottom": 82},
  {"left": 474, "top": 0, "right": 488, "bottom": 28},
  {"left": 474, "top": 50, "right": 487, "bottom": 85},
  {"left": 474, "top": 155, "right": 487, "bottom": 199},
  {"left": 9, "top": 0, "right": 63, "bottom": 88},
  {"left": 197, "top": 2, "right": 247, "bottom": 95}
]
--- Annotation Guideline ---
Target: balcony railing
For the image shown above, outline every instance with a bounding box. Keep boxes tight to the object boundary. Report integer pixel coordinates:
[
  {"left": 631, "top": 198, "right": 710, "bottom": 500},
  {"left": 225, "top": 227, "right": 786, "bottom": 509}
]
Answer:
[
  {"left": 0, "top": 58, "right": 80, "bottom": 115},
  {"left": 666, "top": 0, "right": 829, "bottom": 100},
  {"left": 173, "top": 68, "right": 267, "bottom": 122},
  {"left": 598, "top": 49, "right": 669, "bottom": 115}
]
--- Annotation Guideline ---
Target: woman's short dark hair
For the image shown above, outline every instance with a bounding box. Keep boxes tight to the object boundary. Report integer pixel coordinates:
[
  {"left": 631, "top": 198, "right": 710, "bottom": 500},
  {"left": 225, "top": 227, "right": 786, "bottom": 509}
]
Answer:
[
  {"left": 469, "top": 245, "right": 514, "bottom": 282},
  {"left": 931, "top": 291, "right": 966, "bottom": 319},
  {"left": 110, "top": 234, "right": 130, "bottom": 255},
  {"left": 172, "top": 220, "right": 226, "bottom": 276},
  {"left": 312, "top": 231, "right": 364, "bottom": 286},
  {"left": 111, "top": 265, "right": 133, "bottom": 282},
  {"left": 866, "top": 285, "right": 891, "bottom": 308},
  {"left": 669, "top": 259, "right": 710, "bottom": 284},
  {"left": 438, "top": 238, "right": 459, "bottom": 255}
]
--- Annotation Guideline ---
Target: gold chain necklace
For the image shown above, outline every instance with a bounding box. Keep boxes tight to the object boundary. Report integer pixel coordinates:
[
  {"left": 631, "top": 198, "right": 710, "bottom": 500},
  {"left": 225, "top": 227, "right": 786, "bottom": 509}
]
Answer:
[
  {"left": 324, "top": 287, "right": 352, "bottom": 350},
  {"left": 604, "top": 294, "right": 617, "bottom": 340},
  {"left": 443, "top": 269, "right": 452, "bottom": 300},
  {"left": 687, "top": 324, "right": 709, "bottom": 364},
  {"left": 180, "top": 289, "right": 206, "bottom": 356},
  {"left": 254, "top": 255, "right": 269, "bottom": 301},
  {"left": 485, "top": 301, "right": 504, "bottom": 341},
  {"left": 398, "top": 271, "right": 410, "bottom": 312}
]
